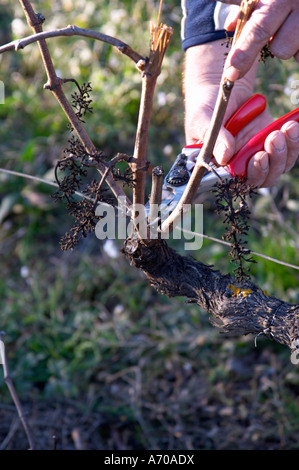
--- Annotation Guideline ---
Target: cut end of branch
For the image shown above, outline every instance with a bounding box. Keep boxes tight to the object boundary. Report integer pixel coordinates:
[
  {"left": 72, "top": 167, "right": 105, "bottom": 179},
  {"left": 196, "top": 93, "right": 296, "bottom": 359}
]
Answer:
[{"left": 148, "top": 22, "right": 173, "bottom": 76}]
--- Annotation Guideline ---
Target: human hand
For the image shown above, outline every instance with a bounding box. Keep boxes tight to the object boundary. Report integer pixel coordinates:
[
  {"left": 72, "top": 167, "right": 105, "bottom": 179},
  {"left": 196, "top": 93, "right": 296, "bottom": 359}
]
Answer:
[
  {"left": 224, "top": 0, "right": 299, "bottom": 81},
  {"left": 184, "top": 42, "right": 299, "bottom": 187}
]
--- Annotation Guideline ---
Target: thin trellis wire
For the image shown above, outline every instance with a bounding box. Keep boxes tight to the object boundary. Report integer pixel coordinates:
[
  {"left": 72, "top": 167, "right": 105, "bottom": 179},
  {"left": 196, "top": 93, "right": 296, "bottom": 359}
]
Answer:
[
  {"left": 1, "top": 167, "right": 299, "bottom": 271},
  {"left": 178, "top": 227, "right": 299, "bottom": 271}
]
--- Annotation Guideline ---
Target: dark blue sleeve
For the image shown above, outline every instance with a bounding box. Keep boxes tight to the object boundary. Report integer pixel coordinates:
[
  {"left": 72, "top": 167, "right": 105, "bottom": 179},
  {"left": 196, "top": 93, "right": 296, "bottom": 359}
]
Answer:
[{"left": 181, "top": 0, "right": 234, "bottom": 51}]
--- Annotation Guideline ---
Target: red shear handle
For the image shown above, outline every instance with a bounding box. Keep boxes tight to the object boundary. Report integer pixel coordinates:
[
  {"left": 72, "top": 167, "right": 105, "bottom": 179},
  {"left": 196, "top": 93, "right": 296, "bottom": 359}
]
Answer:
[
  {"left": 228, "top": 106, "right": 299, "bottom": 177},
  {"left": 184, "top": 93, "right": 266, "bottom": 149},
  {"left": 225, "top": 94, "right": 266, "bottom": 136}
]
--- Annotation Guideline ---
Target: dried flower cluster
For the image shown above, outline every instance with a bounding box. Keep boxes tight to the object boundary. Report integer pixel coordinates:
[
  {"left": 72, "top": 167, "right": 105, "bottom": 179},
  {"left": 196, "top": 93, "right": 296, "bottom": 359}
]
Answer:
[
  {"left": 259, "top": 43, "right": 275, "bottom": 63},
  {"left": 52, "top": 82, "right": 131, "bottom": 251},
  {"left": 214, "top": 177, "right": 257, "bottom": 283},
  {"left": 52, "top": 176, "right": 113, "bottom": 251},
  {"left": 70, "top": 81, "right": 93, "bottom": 123},
  {"left": 52, "top": 137, "right": 113, "bottom": 250}
]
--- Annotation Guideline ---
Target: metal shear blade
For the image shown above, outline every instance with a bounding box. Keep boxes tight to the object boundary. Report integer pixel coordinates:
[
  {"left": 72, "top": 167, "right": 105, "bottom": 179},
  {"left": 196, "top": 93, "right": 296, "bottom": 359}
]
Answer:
[{"left": 146, "top": 149, "right": 232, "bottom": 221}]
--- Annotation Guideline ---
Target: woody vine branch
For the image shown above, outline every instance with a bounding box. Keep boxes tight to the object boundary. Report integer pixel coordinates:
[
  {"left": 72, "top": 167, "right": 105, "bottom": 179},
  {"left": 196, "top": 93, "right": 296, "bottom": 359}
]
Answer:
[{"left": 2, "top": 1, "right": 299, "bottom": 353}]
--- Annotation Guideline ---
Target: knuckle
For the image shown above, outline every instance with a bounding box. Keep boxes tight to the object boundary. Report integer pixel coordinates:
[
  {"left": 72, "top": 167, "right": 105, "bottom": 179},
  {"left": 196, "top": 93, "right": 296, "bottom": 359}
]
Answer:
[
  {"left": 248, "top": 20, "right": 272, "bottom": 45},
  {"left": 286, "top": 138, "right": 299, "bottom": 151},
  {"left": 229, "top": 48, "right": 252, "bottom": 72},
  {"left": 270, "top": 44, "right": 293, "bottom": 60}
]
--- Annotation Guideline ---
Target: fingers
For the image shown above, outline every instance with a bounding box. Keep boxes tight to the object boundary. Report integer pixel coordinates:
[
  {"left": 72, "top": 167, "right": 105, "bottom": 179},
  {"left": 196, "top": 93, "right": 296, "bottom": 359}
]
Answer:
[
  {"left": 185, "top": 101, "right": 237, "bottom": 165},
  {"left": 223, "top": 5, "right": 240, "bottom": 31},
  {"left": 209, "top": 127, "right": 236, "bottom": 166},
  {"left": 281, "top": 121, "right": 299, "bottom": 171},
  {"left": 213, "top": 138, "right": 233, "bottom": 165},
  {"left": 224, "top": 0, "right": 297, "bottom": 81},
  {"left": 269, "top": 11, "right": 299, "bottom": 59},
  {"left": 260, "top": 131, "right": 288, "bottom": 187},
  {"left": 187, "top": 120, "right": 236, "bottom": 166},
  {"left": 247, "top": 151, "right": 269, "bottom": 187},
  {"left": 246, "top": 121, "right": 299, "bottom": 187}
]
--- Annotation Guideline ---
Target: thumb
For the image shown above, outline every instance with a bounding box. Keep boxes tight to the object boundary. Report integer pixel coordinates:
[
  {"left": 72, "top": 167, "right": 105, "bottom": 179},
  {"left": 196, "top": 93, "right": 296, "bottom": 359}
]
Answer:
[
  {"left": 186, "top": 106, "right": 236, "bottom": 165},
  {"left": 212, "top": 127, "right": 236, "bottom": 165},
  {"left": 224, "top": 5, "right": 240, "bottom": 32}
]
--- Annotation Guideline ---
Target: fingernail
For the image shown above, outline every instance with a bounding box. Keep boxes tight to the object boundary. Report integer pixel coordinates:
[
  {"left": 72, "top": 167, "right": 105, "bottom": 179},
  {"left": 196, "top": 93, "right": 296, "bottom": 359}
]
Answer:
[
  {"left": 285, "top": 122, "right": 299, "bottom": 141},
  {"left": 273, "top": 132, "right": 286, "bottom": 152},
  {"left": 258, "top": 152, "right": 269, "bottom": 171}
]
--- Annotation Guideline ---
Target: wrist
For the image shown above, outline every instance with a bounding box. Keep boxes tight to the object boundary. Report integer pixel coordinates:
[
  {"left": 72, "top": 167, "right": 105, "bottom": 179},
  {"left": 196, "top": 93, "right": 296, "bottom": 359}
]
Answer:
[{"left": 184, "top": 40, "right": 228, "bottom": 90}]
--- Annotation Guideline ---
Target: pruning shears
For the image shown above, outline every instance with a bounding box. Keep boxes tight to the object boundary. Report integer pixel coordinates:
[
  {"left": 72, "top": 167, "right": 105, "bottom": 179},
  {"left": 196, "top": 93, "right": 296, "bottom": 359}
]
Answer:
[{"left": 152, "top": 93, "right": 299, "bottom": 217}]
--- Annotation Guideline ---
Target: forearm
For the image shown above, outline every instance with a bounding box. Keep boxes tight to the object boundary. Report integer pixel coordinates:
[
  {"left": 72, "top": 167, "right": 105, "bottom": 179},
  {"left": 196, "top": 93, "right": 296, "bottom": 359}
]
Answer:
[{"left": 184, "top": 40, "right": 229, "bottom": 89}]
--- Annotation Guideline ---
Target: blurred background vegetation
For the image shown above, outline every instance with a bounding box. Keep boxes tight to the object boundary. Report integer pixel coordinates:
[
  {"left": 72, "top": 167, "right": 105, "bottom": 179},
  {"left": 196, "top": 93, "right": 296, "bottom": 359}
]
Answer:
[{"left": 1, "top": 0, "right": 299, "bottom": 450}]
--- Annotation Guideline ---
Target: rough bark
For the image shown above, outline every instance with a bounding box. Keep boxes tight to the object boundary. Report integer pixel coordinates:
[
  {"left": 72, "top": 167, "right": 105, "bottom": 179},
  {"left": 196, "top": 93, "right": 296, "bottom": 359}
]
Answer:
[{"left": 123, "top": 238, "right": 299, "bottom": 350}]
